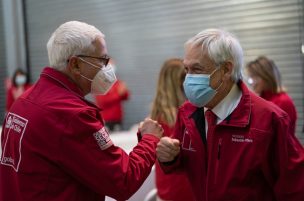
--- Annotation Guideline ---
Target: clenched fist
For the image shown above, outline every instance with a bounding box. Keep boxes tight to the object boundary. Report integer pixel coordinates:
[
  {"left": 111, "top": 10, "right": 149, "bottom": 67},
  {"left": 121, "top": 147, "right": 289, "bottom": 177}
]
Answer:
[
  {"left": 138, "top": 118, "right": 163, "bottom": 139},
  {"left": 156, "top": 137, "right": 180, "bottom": 162}
]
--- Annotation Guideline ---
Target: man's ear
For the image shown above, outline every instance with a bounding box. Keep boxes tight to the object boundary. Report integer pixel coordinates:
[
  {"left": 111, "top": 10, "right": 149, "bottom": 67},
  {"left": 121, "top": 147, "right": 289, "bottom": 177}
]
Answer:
[
  {"left": 67, "top": 56, "right": 81, "bottom": 75},
  {"left": 222, "top": 61, "right": 233, "bottom": 81}
]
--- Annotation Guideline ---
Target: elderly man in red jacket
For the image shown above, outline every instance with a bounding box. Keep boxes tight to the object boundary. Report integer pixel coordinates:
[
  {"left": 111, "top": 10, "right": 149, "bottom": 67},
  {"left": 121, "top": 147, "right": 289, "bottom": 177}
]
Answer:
[
  {"left": 156, "top": 28, "right": 304, "bottom": 201},
  {"left": 0, "top": 21, "right": 163, "bottom": 201}
]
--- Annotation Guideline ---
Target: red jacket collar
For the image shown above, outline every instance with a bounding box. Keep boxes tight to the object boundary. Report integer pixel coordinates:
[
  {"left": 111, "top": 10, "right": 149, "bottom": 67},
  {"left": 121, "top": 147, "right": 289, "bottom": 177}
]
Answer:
[
  {"left": 40, "top": 67, "right": 85, "bottom": 97},
  {"left": 182, "top": 80, "right": 251, "bottom": 128}
]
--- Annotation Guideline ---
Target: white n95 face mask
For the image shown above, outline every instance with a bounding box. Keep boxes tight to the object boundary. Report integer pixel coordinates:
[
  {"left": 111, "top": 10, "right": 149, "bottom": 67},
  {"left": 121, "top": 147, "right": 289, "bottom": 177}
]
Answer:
[
  {"left": 79, "top": 59, "right": 117, "bottom": 95},
  {"left": 91, "top": 65, "right": 117, "bottom": 95},
  {"left": 15, "top": 75, "right": 26, "bottom": 86}
]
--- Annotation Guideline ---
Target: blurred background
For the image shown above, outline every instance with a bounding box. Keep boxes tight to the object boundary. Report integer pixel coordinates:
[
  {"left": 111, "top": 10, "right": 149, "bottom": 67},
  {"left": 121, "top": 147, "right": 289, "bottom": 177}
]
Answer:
[{"left": 0, "top": 0, "right": 303, "bottom": 143}]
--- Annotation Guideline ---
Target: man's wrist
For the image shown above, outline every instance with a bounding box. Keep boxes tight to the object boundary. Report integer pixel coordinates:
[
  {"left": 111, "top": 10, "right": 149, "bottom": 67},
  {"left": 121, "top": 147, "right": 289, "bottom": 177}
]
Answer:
[{"left": 159, "top": 156, "right": 178, "bottom": 166}]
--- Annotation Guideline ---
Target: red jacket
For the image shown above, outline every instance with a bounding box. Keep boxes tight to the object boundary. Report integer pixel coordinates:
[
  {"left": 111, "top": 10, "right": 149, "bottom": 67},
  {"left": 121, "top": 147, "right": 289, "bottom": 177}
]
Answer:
[
  {"left": 95, "top": 80, "right": 129, "bottom": 123},
  {"left": 155, "top": 121, "right": 195, "bottom": 201},
  {"left": 161, "top": 81, "right": 304, "bottom": 201},
  {"left": 0, "top": 67, "right": 159, "bottom": 201},
  {"left": 261, "top": 90, "right": 297, "bottom": 135}
]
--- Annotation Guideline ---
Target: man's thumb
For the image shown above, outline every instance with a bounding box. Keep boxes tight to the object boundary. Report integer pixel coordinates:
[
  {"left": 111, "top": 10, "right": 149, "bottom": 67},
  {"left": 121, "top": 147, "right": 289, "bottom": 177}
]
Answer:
[{"left": 172, "top": 139, "right": 180, "bottom": 147}]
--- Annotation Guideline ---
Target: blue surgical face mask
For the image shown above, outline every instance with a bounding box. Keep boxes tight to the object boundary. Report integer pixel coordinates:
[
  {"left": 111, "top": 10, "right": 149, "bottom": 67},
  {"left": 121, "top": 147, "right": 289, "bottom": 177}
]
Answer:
[{"left": 183, "top": 69, "right": 222, "bottom": 107}]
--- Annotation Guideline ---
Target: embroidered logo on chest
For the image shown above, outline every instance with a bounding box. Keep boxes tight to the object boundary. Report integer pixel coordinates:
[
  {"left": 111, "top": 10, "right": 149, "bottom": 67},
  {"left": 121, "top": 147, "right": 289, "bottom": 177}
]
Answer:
[
  {"left": 231, "top": 135, "right": 253, "bottom": 143},
  {"left": 182, "top": 128, "right": 196, "bottom": 152}
]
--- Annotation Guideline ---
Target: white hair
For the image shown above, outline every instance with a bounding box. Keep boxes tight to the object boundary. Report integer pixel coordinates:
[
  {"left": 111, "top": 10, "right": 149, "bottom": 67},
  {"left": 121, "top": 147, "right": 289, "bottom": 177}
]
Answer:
[
  {"left": 185, "top": 28, "right": 244, "bottom": 82},
  {"left": 46, "top": 21, "right": 105, "bottom": 70}
]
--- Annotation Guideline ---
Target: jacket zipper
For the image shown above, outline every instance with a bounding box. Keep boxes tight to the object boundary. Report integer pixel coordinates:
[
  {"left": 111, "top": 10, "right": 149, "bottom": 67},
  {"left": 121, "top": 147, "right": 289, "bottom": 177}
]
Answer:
[
  {"left": 218, "top": 138, "right": 222, "bottom": 159},
  {"left": 214, "top": 138, "right": 222, "bottom": 184}
]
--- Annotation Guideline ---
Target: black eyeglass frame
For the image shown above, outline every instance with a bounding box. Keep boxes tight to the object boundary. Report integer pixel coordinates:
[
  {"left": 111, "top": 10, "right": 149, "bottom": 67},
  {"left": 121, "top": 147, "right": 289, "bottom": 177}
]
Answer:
[{"left": 76, "top": 54, "right": 111, "bottom": 66}]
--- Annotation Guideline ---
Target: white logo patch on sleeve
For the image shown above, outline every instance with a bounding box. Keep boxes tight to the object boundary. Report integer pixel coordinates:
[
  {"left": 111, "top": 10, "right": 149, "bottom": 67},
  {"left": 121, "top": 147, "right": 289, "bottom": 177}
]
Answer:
[
  {"left": 93, "top": 127, "right": 113, "bottom": 150},
  {"left": 1, "top": 112, "right": 28, "bottom": 172}
]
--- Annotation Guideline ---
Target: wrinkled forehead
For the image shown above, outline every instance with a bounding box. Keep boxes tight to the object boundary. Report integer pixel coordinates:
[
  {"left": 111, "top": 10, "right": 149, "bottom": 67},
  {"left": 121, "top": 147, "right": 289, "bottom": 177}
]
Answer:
[
  {"left": 86, "top": 36, "right": 108, "bottom": 57},
  {"left": 92, "top": 36, "right": 108, "bottom": 56},
  {"left": 183, "top": 45, "right": 212, "bottom": 66}
]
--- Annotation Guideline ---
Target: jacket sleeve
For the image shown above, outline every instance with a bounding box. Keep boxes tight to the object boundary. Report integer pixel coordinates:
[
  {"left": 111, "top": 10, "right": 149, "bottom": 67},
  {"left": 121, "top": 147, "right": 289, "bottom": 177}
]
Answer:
[
  {"left": 59, "top": 108, "right": 159, "bottom": 201},
  {"left": 264, "top": 113, "right": 304, "bottom": 201}
]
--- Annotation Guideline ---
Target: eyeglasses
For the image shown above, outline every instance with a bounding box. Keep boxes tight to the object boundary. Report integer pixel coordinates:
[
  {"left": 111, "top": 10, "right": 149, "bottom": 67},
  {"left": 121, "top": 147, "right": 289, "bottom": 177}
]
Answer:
[{"left": 76, "top": 54, "right": 110, "bottom": 66}]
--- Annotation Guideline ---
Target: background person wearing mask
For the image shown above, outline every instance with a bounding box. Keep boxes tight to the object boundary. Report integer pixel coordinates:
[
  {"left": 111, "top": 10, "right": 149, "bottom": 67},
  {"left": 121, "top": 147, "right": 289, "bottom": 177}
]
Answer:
[
  {"left": 156, "top": 28, "right": 304, "bottom": 201},
  {"left": 95, "top": 59, "right": 130, "bottom": 132},
  {"left": 6, "top": 68, "right": 31, "bottom": 111},
  {"left": 150, "top": 58, "right": 195, "bottom": 201},
  {"left": 0, "top": 21, "right": 163, "bottom": 201},
  {"left": 246, "top": 56, "right": 297, "bottom": 135}
]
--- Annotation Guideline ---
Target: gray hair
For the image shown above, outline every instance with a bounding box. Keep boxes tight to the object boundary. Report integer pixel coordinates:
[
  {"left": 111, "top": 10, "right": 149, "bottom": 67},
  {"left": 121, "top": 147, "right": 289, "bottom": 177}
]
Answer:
[
  {"left": 185, "top": 28, "right": 243, "bottom": 82},
  {"left": 47, "top": 21, "right": 105, "bottom": 70}
]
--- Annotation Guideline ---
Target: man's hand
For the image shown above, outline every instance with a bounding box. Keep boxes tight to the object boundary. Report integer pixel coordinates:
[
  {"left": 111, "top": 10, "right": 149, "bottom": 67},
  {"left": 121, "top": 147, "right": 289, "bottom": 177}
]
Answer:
[
  {"left": 138, "top": 118, "right": 163, "bottom": 139},
  {"left": 156, "top": 137, "right": 180, "bottom": 162}
]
